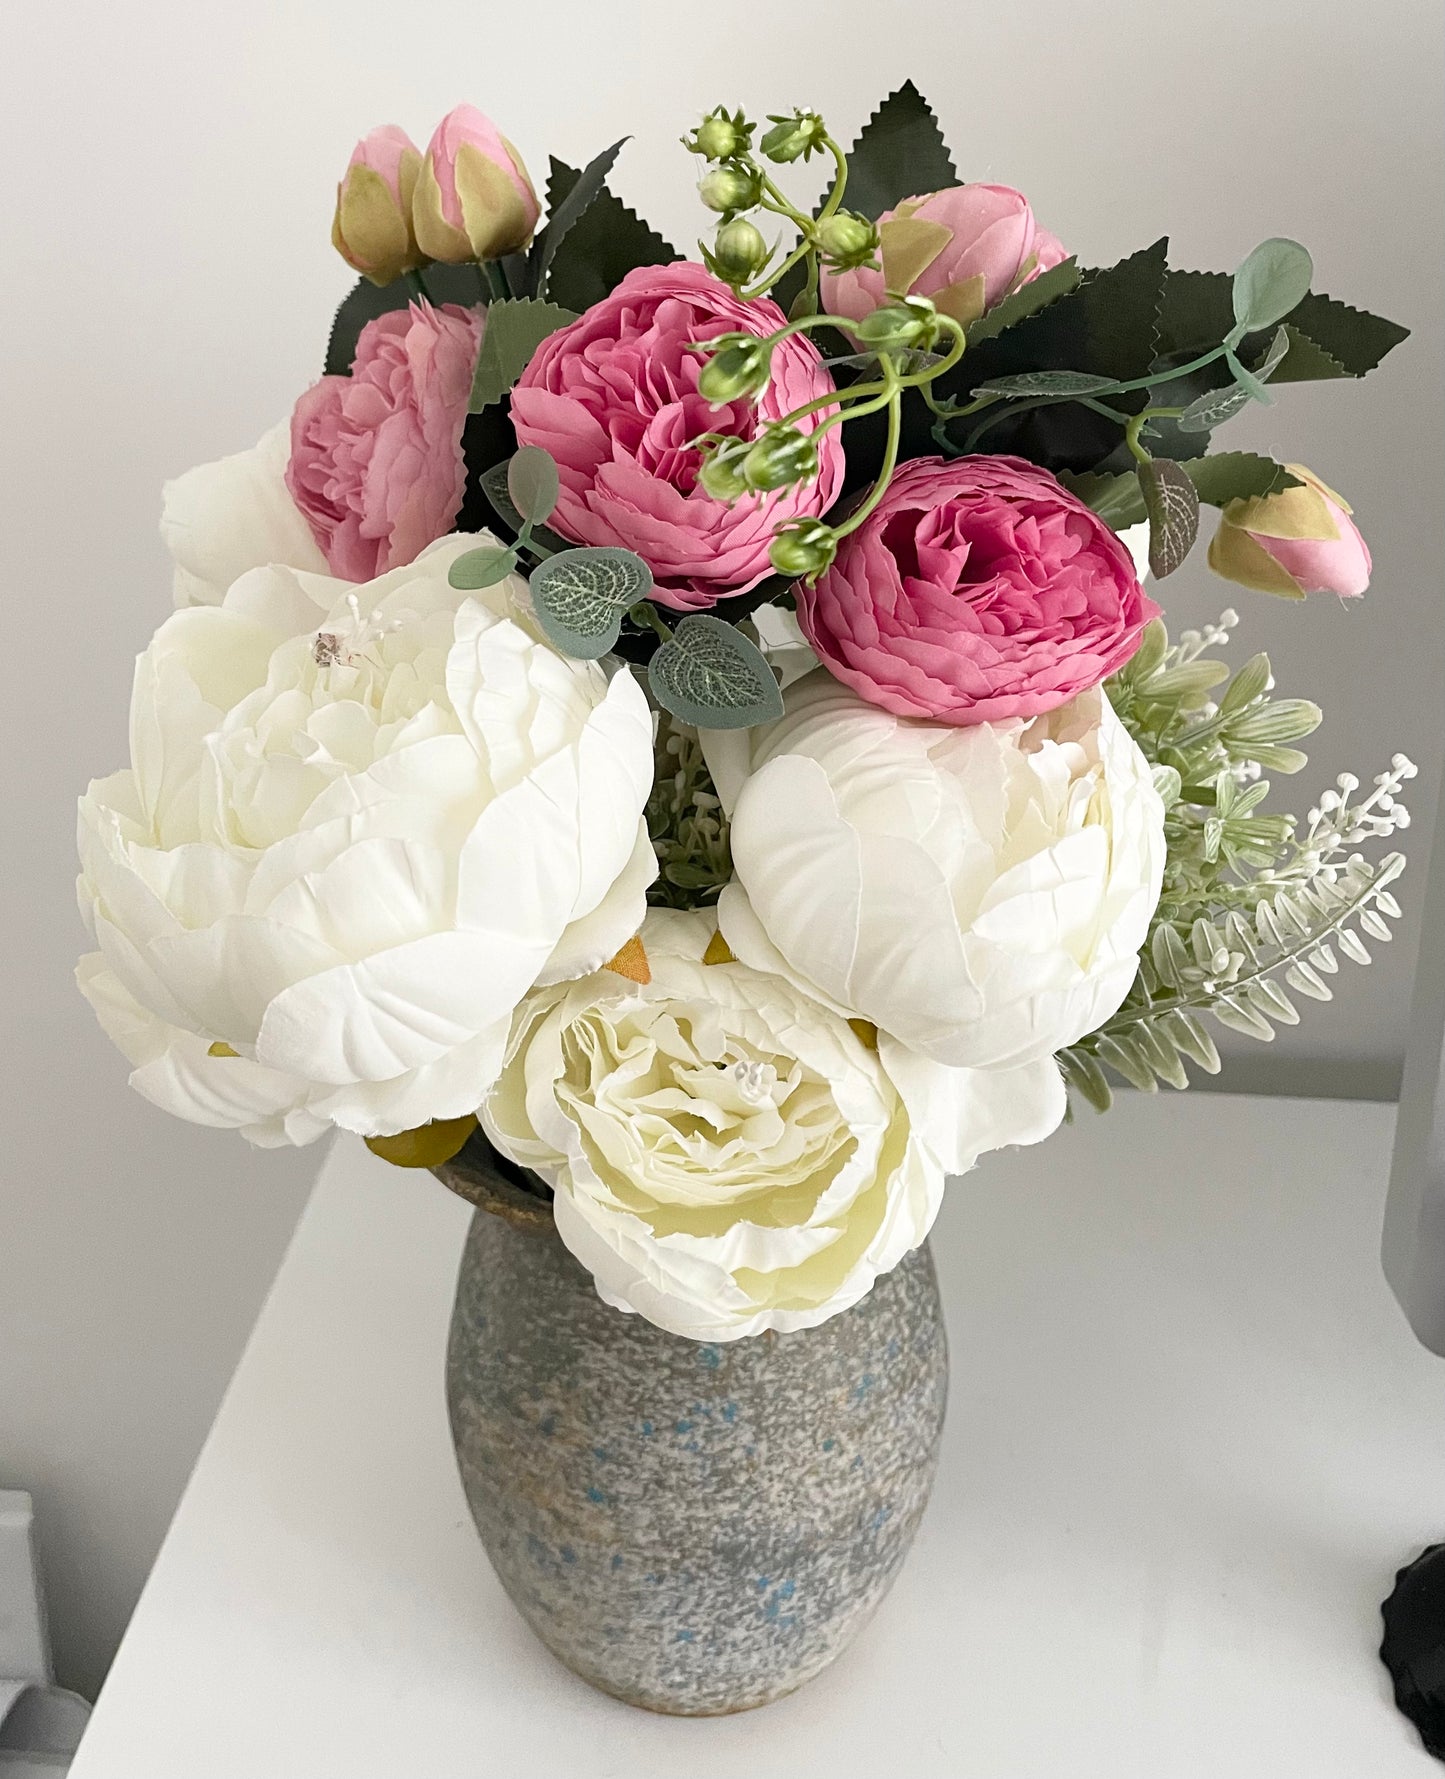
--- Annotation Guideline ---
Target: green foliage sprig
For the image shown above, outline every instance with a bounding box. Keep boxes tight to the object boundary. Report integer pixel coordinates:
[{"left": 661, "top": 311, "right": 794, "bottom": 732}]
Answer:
[{"left": 1059, "top": 614, "right": 1413, "bottom": 1111}]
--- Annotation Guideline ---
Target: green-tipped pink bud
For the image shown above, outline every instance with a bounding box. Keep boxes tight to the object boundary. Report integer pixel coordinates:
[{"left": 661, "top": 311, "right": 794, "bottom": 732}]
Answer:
[
  {"left": 332, "top": 125, "right": 425, "bottom": 286},
  {"left": 743, "top": 427, "right": 819, "bottom": 493},
  {"left": 412, "top": 104, "right": 541, "bottom": 265},
  {"left": 769, "top": 519, "right": 837, "bottom": 578},
  {"left": 696, "top": 335, "right": 772, "bottom": 404}
]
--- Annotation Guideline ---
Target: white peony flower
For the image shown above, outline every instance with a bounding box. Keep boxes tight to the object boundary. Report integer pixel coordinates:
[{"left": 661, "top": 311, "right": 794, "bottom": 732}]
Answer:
[
  {"left": 704, "top": 672, "right": 1165, "bottom": 1071},
  {"left": 161, "top": 423, "right": 326, "bottom": 609},
  {"left": 483, "top": 908, "right": 1065, "bottom": 1340},
  {"left": 77, "top": 536, "right": 656, "bottom": 1146}
]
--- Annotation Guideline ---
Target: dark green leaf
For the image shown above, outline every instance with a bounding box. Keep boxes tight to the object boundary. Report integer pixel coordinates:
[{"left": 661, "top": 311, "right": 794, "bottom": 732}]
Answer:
[
  {"left": 973, "top": 369, "right": 1122, "bottom": 397},
  {"left": 529, "top": 547, "right": 651, "bottom": 659},
  {"left": 964, "top": 257, "right": 1081, "bottom": 346},
  {"left": 542, "top": 165, "right": 678, "bottom": 312},
  {"left": 1276, "top": 291, "right": 1410, "bottom": 378},
  {"left": 1267, "top": 323, "right": 1348, "bottom": 384},
  {"left": 1059, "top": 469, "right": 1146, "bottom": 527},
  {"left": 1181, "top": 452, "right": 1302, "bottom": 507},
  {"left": 531, "top": 141, "right": 628, "bottom": 291},
  {"left": 448, "top": 546, "right": 518, "bottom": 590},
  {"left": 1232, "top": 238, "right": 1313, "bottom": 333},
  {"left": 507, "top": 446, "right": 559, "bottom": 524},
  {"left": 324, "top": 264, "right": 487, "bottom": 375},
  {"left": 843, "top": 81, "right": 957, "bottom": 222},
  {"left": 469, "top": 297, "right": 579, "bottom": 411},
  {"left": 1139, "top": 457, "right": 1200, "bottom": 577},
  {"left": 648, "top": 616, "right": 784, "bottom": 730},
  {"left": 1153, "top": 267, "right": 1233, "bottom": 357}
]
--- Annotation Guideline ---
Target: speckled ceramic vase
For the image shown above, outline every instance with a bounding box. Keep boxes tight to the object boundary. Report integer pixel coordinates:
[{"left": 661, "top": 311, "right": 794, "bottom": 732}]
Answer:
[{"left": 436, "top": 1138, "right": 949, "bottom": 1716}]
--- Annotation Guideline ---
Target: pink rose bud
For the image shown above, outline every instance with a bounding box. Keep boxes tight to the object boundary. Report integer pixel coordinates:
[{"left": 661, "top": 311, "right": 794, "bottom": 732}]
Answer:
[
  {"left": 412, "top": 104, "right": 541, "bottom": 264},
  {"left": 286, "top": 301, "right": 482, "bottom": 582},
  {"left": 1208, "top": 465, "right": 1371, "bottom": 599},
  {"left": 821, "top": 184, "right": 1067, "bottom": 332},
  {"left": 795, "top": 454, "right": 1159, "bottom": 726},
  {"left": 332, "top": 125, "right": 426, "bottom": 286}
]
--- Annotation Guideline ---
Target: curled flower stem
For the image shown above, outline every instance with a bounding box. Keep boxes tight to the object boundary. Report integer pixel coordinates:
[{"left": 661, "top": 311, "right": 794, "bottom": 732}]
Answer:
[
  {"left": 830, "top": 365, "right": 904, "bottom": 543},
  {"left": 742, "top": 135, "right": 847, "bottom": 304}
]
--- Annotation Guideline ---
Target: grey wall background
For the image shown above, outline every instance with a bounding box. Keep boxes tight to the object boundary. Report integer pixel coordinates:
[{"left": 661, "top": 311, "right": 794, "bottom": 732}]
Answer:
[{"left": 1, "top": 0, "right": 1440, "bottom": 1701}]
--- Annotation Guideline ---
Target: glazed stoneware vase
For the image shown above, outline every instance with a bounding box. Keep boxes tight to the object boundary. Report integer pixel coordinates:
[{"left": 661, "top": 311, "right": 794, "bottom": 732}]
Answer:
[{"left": 435, "top": 1137, "right": 949, "bottom": 1716}]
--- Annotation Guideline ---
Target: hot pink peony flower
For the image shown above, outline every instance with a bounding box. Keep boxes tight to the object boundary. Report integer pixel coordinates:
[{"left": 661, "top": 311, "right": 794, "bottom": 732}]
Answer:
[
  {"left": 822, "top": 185, "right": 1067, "bottom": 331},
  {"left": 509, "top": 263, "right": 846, "bottom": 610},
  {"left": 287, "top": 301, "right": 481, "bottom": 582},
  {"left": 796, "top": 455, "right": 1159, "bottom": 726}
]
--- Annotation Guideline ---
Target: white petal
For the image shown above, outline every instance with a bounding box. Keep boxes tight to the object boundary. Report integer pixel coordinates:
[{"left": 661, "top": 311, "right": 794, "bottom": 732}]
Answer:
[{"left": 161, "top": 422, "right": 327, "bottom": 608}]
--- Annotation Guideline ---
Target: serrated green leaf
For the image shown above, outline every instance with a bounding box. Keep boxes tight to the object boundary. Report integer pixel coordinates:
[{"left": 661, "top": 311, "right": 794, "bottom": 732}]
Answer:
[
  {"left": 528, "top": 547, "right": 651, "bottom": 659},
  {"left": 1058, "top": 469, "right": 1146, "bottom": 528},
  {"left": 448, "top": 546, "right": 518, "bottom": 591},
  {"left": 973, "top": 369, "right": 1122, "bottom": 398},
  {"left": 470, "top": 297, "right": 579, "bottom": 411},
  {"left": 507, "top": 446, "right": 559, "bottom": 524},
  {"left": 843, "top": 81, "right": 957, "bottom": 223},
  {"left": 1233, "top": 238, "right": 1314, "bottom": 333},
  {"left": 649, "top": 616, "right": 784, "bottom": 730},
  {"left": 531, "top": 141, "right": 628, "bottom": 291},
  {"left": 1266, "top": 322, "right": 1349, "bottom": 384},
  {"left": 964, "top": 256, "right": 1082, "bottom": 346},
  {"left": 1181, "top": 452, "right": 1301, "bottom": 507},
  {"left": 324, "top": 264, "right": 488, "bottom": 376},
  {"left": 1278, "top": 291, "right": 1409, "bottom": 377},
  {"left": 542, "top": 168, "right": 678, "bottom": 312},
  {"left": 1139, "top": 457, "right": 1200, "bottom": 578}
]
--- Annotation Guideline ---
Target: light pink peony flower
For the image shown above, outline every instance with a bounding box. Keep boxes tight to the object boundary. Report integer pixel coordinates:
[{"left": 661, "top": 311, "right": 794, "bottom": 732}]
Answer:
[
  {"left": 1208, "top": 464, "right": 1371, "bottom": 599},
  {"left": 796, "top": 455, "right": 1160, "bottom": 726},
  {"left": 510, "top": 263, "right": 846, "bottom": 610},
  {"left": 287, "top": 301, "right": 481, "bottom": 582},
  {"left": 413, "top": 104, "right": 541, "bottom": 264},
  {"left": 822, "top": 185, "right": 1067, "bottom": 331}
]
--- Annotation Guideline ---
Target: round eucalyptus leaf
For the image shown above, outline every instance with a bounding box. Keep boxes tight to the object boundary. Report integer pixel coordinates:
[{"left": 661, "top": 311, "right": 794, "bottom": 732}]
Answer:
[
  {"left": 648, "top": 615, "right": 784, "bottom": 731},
  {"left": 507, "top": 446, "right": 561, "bottom": 524},
  {"left": 448, "top": 545, "right": 519, "bottom": 591},
  {"left": 528, "top": 547, "right": 653, "bottom": 660},
  {"left": 1231, "top": 238, "right": 1313, "bottom": 333}
]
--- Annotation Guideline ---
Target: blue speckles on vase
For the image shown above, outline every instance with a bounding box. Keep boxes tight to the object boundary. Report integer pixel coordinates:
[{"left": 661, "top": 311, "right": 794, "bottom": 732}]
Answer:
[{"left": 438, "top": 1143, "right": 948, "bottom": 1716}]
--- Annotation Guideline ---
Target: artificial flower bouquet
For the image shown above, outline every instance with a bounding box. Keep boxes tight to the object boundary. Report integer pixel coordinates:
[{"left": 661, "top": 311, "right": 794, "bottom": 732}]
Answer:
[{"left": 78, "top": 85, "right": 1415, "bottom": 1344}]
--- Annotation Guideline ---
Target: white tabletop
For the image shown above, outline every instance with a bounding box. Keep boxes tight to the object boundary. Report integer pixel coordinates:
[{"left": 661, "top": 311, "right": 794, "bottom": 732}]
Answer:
[{"left": 71, "top": 1092, "right": 1445, "bottom": 1778}]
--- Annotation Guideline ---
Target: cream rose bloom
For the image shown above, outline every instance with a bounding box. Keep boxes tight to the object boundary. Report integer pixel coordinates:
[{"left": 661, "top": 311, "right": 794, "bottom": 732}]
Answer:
[
  {"left": 77, "top": 535, "right": 656, "bottom": 1146},
  {"left": 161, "top": 423, "right": 326, "bottom": 608},
  {"left": 483, "top": 908, "right": 1065, "bottom": 1340},
  {"left": 704, "top": 672, "right": 1165, "bottom": 1071}
]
